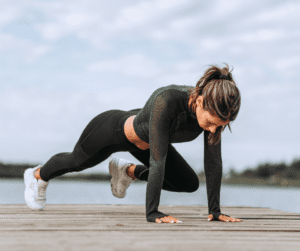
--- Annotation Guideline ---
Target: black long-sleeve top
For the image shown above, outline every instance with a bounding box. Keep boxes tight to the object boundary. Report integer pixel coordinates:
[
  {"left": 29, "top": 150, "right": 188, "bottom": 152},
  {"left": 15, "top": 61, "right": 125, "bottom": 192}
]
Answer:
[{"left": 130, "top": 84, "right": 222, "bottom": 222}]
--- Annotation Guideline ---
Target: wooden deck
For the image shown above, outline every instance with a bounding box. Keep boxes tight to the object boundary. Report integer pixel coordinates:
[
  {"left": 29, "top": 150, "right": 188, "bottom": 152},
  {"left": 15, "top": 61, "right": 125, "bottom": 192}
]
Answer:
[{"left": 0, "top": 205, "right": 299, "bottom": 251}]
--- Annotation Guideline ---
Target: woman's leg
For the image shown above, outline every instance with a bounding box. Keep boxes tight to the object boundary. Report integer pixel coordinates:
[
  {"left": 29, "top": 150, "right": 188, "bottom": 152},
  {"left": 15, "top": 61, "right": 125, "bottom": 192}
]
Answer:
[
  {"left": 39, "top": 110, "right": 133, "bottom": 181},
  {"left": 130, "top": 144, "right": 199, "bottom": 193}
]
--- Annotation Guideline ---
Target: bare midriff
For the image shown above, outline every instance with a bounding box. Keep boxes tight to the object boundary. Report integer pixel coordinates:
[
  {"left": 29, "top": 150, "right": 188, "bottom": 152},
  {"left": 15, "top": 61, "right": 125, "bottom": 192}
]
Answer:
[{"left": 124, "top": 115, "right": 150, "bottom": 150}]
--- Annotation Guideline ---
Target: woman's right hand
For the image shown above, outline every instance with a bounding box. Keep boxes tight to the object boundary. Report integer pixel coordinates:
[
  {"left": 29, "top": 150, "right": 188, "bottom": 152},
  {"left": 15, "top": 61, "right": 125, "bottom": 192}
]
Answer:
[
  {"left": 155, "top": 215, "right": 182, "bottom": 223},
  {"left": 208, "top": 214, "right": 242, "bottom": 222}
]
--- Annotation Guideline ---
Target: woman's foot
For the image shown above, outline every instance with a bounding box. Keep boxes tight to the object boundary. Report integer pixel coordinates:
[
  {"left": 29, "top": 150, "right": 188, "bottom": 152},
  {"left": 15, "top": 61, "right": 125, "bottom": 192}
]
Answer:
[
  {"left": 24, "top": 165, "right": 49, "bottom": 210},
  {"left": 109, "top": 156, "right": 136, "bottom": 198}
]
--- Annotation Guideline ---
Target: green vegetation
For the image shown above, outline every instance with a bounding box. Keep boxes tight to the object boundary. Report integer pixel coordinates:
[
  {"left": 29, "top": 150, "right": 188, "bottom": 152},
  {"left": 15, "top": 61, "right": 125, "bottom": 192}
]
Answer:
[{"left": 198, "top": 158, "right": 300, "bottom": 187}]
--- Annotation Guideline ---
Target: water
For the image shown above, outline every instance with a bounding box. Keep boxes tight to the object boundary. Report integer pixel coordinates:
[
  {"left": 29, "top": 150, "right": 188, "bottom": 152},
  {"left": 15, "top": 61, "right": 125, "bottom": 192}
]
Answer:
[{"left": 1, "top": 179, "right": 299, "bottom": 214}]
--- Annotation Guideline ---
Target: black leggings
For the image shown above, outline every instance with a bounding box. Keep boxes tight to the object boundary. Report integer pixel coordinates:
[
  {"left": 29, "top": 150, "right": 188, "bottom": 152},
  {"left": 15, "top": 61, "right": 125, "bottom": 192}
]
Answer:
[{"left": 40, "top": 110, "right": 199, "bottom": 193}]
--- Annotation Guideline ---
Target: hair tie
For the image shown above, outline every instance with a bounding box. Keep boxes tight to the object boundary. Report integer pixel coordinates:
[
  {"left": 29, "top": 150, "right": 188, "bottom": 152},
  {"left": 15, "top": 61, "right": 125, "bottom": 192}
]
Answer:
[{"left": 219, "top": 75, "right": 231, "bottom": 80}]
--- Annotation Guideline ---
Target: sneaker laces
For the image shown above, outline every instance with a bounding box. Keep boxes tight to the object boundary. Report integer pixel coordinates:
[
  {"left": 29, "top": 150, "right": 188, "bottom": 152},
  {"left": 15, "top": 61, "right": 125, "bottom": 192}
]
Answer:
[{"left": 36, "top": 181, "right": 47, "bottom": 201}]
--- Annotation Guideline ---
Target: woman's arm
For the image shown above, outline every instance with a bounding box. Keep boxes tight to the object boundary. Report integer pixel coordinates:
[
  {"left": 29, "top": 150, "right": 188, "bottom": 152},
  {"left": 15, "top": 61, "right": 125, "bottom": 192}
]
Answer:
[
  {"left": 145, "top": 92, "right": 177, "bottom": 222},
  {"left": 204, "top": 130, "right": 242, "bottom": 222},
  {"left": 204, "top": 130, "right": 223, "bottom": 220}
]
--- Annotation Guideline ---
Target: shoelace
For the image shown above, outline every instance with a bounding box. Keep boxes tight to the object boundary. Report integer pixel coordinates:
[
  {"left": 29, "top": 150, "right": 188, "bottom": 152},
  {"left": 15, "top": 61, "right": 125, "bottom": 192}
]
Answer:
[{"left": 36, "top": 182, "right": 47, "bottom": 201}]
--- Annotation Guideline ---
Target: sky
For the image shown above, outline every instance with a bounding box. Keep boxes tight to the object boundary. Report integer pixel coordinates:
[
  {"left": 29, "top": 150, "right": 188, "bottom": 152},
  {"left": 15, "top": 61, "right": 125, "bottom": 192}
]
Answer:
[{"left": 0, "top": 0, "right": 299, "bottom": 174}]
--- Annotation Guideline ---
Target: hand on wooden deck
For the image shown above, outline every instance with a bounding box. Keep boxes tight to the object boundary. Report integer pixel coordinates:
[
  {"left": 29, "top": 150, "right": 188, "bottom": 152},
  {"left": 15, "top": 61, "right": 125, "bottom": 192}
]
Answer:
[
  {"left": 155, "top": 216, "right": 182, "bottom": 223},
  {"left": 208, "top": 214, "right": 242, "bottom": 222}
]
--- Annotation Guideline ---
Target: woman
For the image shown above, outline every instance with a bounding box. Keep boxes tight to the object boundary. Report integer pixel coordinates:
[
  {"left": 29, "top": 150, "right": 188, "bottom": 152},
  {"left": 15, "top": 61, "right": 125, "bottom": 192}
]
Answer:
[{"left": 24, "top": 64, "right": 242, "bottom": 224}]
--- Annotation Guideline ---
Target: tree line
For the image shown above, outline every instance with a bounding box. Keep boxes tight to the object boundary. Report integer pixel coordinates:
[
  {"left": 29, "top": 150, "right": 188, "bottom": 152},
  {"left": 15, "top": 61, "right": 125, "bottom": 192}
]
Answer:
[
  {"left": 229, "top": 158, "right": 300, "bottom": 180},
  {"left": 1, "top": 158, "right": 300, "bottom": 181}
]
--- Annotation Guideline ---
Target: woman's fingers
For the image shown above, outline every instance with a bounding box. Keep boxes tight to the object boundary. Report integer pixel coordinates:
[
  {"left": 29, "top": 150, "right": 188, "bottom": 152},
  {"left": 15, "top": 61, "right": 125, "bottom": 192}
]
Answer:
[
  {"left": 207, "top": 214, "right": 214, "bottom": 221},
  {"left": 219, "top": 215, "right": 242, "bottom": 222},
  {"left": 155, "top": 218, "right": 163, "bottom": 223},
  {"left": 160, "top": 216, "right": 177, "bottom": 223},
  {"left": 207, "top": 214, "right": 242, "bottom": 222},
  {"left": 155, "top": 216, "right": 182, "bottom": 223},
  {"left": 233, "top": 217, "right": 242, "bottom": 222}
]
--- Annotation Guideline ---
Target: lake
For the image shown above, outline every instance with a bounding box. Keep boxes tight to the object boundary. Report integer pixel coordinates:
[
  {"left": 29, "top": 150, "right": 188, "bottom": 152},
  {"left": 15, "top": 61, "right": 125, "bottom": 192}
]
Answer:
[{"left": 1, "top": 179, "right": 299, "bottom": 214}]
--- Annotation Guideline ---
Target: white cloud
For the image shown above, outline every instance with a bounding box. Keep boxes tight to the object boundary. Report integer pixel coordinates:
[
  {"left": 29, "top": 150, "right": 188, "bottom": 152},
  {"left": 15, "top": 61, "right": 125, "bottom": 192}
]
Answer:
[
  {"left": 0, "top": 0, "right": 300, "bottom": 169},
  {"left": 64, "top": 13, "right": 87, "bottom": 27},
  {"left": 0, "top": 84, "right": 134, "bottom": 162},
  {"left": 273, "top": 57, "right": 300, "bottom": 77},
  {"left": 0, "top": 32, "right": 51, "bottom": 63},
  {"left": 87, "top": 54, "right": 161, "bottom": 79},
  {"left": 239, "top": 29, "right": 284, "bottom": 43},
  {"left": 36, "top": 22, "right": 65, "bottom": 41},
  {"left": 27, "top": 0, "right": 197, "bottom": 46},
  {"left": 0, "top": 1, "right": 23, "bottom": 28},
  {"left": 255, "top": 1, "right": 300, "bottom": 23},
  {"left": 213, "top": 0, "right": 250, "bottom": 15}
]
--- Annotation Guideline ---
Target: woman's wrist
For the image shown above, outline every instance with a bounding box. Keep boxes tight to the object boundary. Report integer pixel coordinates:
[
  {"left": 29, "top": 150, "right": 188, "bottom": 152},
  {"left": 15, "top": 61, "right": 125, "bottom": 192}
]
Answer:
[{"left": 146, "top": 211, "right": 169, "bottom": 222}]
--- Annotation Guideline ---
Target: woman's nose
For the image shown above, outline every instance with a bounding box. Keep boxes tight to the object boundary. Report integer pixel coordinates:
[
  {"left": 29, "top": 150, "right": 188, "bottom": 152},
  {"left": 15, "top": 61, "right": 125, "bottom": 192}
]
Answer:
[{"left": 210, "top": 126, "right": 217, "bottom": 134}]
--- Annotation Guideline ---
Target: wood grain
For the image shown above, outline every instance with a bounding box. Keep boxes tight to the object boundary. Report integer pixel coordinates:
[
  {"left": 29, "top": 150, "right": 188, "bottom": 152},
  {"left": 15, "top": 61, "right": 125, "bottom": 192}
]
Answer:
[{"left": 0, "top": 205, "right": 299, "bottom": 251}]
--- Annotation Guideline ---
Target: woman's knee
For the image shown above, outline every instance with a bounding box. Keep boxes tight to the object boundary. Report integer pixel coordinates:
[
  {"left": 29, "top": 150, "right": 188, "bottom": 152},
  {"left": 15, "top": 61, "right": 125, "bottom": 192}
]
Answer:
[
  {"left": 177, "top": 172, "right": 200, "bottom": 192},
  {"left": 185, "top": 176, "right": 199, "bottom": 192},
  {"left": 169, "top": 176, "right": 199, "bottom": 193}
]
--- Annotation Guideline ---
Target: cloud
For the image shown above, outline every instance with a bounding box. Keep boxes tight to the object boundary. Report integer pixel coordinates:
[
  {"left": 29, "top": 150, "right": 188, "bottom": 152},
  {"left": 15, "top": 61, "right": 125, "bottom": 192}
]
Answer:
[
  {"left": 238, "top": 29, "right": 284, "bottom": 43},
  {"left": 0, "top": 82, "right": 148, "bottom": 136},
  {"left": 0, "top": 32, "right": 51, "bottom": 64},
  {"left": 0, "top": 0, "right": 300, "bottom": 170},
  {"left": 30, "top": 0, "right": 197, "bottom": 49},
  {"left": 0, "top": 1, "right": 24, "bottom": 28},
  {"left": 272, "top": 57, "right": 300, "bottom": 79},
  {"left": 254, "top": 1, "right": 300, "bottom": 23},
  {"left": 0, "top": 85, "right": 113, "bottom": 162},
  {"left": 87, "top": 54, "right": 161, "bottom": 79}
]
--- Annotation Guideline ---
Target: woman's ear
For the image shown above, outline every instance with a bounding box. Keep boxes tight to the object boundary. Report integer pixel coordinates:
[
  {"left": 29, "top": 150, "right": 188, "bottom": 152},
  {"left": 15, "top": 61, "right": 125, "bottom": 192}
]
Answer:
[{"left": 196, "top": 96, "right": 203, "bottom": 108}]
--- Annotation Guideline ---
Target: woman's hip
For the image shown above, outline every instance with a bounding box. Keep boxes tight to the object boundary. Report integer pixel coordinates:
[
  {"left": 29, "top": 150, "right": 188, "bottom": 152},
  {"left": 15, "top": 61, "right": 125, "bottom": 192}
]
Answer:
[{"left": 73, "top": 109, "right": 140, "bottom": 163}]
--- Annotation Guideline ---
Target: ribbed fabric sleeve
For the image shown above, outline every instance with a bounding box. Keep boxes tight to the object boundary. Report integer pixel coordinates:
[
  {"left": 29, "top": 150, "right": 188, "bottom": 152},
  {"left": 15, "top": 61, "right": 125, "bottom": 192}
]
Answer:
[
  {"left": 204, "top": 130, "right": 222, "bottom": 221},
  {"left": 145, "top": 91, "right": 176, "bottom": 222}
]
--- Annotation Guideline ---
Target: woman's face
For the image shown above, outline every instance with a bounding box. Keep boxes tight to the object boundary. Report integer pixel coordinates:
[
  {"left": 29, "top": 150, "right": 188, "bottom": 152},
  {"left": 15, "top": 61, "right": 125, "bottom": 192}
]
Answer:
[{"left": 195, "top": 96, "right": 229, "bottom": 133}]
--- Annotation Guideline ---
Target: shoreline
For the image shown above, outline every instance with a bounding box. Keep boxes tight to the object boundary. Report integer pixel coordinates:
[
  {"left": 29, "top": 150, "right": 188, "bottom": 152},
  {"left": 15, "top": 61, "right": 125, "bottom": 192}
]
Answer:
[
  {"left": 1, "top": 174, "right": 300, "bottom": 188},
  {"left": 1, "top": 162, "right": 300, "bottom": 188}
]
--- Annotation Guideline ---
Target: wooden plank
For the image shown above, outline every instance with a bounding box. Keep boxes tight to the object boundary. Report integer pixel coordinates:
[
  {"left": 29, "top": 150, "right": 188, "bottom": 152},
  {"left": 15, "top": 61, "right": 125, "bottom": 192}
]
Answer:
[{"left": 0, "top": 205, "right": 299, "bottom": 251}]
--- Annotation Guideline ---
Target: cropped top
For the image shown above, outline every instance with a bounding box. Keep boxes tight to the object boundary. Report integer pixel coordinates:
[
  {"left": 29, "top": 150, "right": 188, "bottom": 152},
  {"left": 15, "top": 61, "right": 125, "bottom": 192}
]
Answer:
[{"left": 129, "top": 84, "right": 223, "bottom": 222}]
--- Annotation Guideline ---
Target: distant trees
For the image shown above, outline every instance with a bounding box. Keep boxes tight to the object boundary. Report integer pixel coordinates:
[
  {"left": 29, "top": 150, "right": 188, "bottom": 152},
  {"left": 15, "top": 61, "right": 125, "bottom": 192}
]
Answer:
[
  {"left": 2, "top": 158, "right": 300, "bottom": 181},
  {"left": 0, "top": 162, "right": 37, "bottom": 178},
  {"left": 240, "top": 158, "right": 300, "bottom": 180}
]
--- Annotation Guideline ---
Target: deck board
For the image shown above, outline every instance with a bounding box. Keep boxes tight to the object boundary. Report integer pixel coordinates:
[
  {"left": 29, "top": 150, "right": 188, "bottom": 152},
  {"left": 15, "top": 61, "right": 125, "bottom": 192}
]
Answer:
[{"left": 0, "top": 205, "right": 299, "bottom": 250}]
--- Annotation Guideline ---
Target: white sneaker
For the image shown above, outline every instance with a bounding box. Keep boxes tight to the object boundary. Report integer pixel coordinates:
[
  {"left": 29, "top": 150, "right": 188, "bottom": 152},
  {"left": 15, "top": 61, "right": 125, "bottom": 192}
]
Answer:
[
  {"left": 24, "top": 165, "right": 49, "bottom": 210},
  {"left": 109, "top": 156, "right": 135, "bottom": 198}
]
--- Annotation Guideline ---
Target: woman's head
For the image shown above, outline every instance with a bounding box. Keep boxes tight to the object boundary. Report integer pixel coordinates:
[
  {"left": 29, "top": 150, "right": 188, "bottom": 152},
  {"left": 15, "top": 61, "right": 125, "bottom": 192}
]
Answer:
[{"left": 188, "top": 64, "right": 241, "bottom": 145}]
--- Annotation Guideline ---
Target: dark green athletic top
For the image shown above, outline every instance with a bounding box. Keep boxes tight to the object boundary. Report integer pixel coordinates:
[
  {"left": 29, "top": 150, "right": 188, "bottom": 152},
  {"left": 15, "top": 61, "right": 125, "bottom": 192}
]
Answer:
[{"left": 132, "top": 84, "right": 223, "bottom": 222}]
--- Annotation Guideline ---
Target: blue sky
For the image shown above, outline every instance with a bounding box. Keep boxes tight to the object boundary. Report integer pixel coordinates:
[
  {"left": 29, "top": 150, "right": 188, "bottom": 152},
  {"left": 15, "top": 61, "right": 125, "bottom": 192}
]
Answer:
[{"left": 0, "top": 0, "right": 299, "bottom": 174}]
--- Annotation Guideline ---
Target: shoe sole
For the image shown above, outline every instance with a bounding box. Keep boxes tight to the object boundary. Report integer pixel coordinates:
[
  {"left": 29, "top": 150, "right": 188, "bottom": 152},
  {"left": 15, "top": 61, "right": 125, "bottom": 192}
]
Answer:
[{"left": 24, "top": 167, "right": 43, "bottom": 211}]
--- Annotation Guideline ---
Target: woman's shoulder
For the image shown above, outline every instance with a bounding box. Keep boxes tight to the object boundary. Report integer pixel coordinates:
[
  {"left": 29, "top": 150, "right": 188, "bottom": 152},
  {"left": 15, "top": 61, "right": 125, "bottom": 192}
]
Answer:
[
  {"left": 154, "top": 84, "right": 193, "bottom": 92},
  {"left": 152, "top": 84, "right": 193, "bottom": 100},
  {"left": 148, "top": 85, "right": 192, "bottom": 115}
]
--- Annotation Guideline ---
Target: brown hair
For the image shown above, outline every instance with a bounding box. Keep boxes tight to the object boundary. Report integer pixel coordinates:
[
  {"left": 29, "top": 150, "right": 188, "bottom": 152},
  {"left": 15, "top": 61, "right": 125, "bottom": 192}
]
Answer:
[{"left": 188, "top": 63, "right": 241, "bottom": 145}]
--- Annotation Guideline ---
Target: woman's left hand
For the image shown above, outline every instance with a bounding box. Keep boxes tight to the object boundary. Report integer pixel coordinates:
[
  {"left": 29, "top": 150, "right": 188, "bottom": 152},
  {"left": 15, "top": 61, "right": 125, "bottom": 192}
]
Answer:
[
  {"left": 155, "top": 215, "right": 182, "bottom": 223},
  {"left": 208, "top": 214, "right": 242, "bottom": 222}
]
